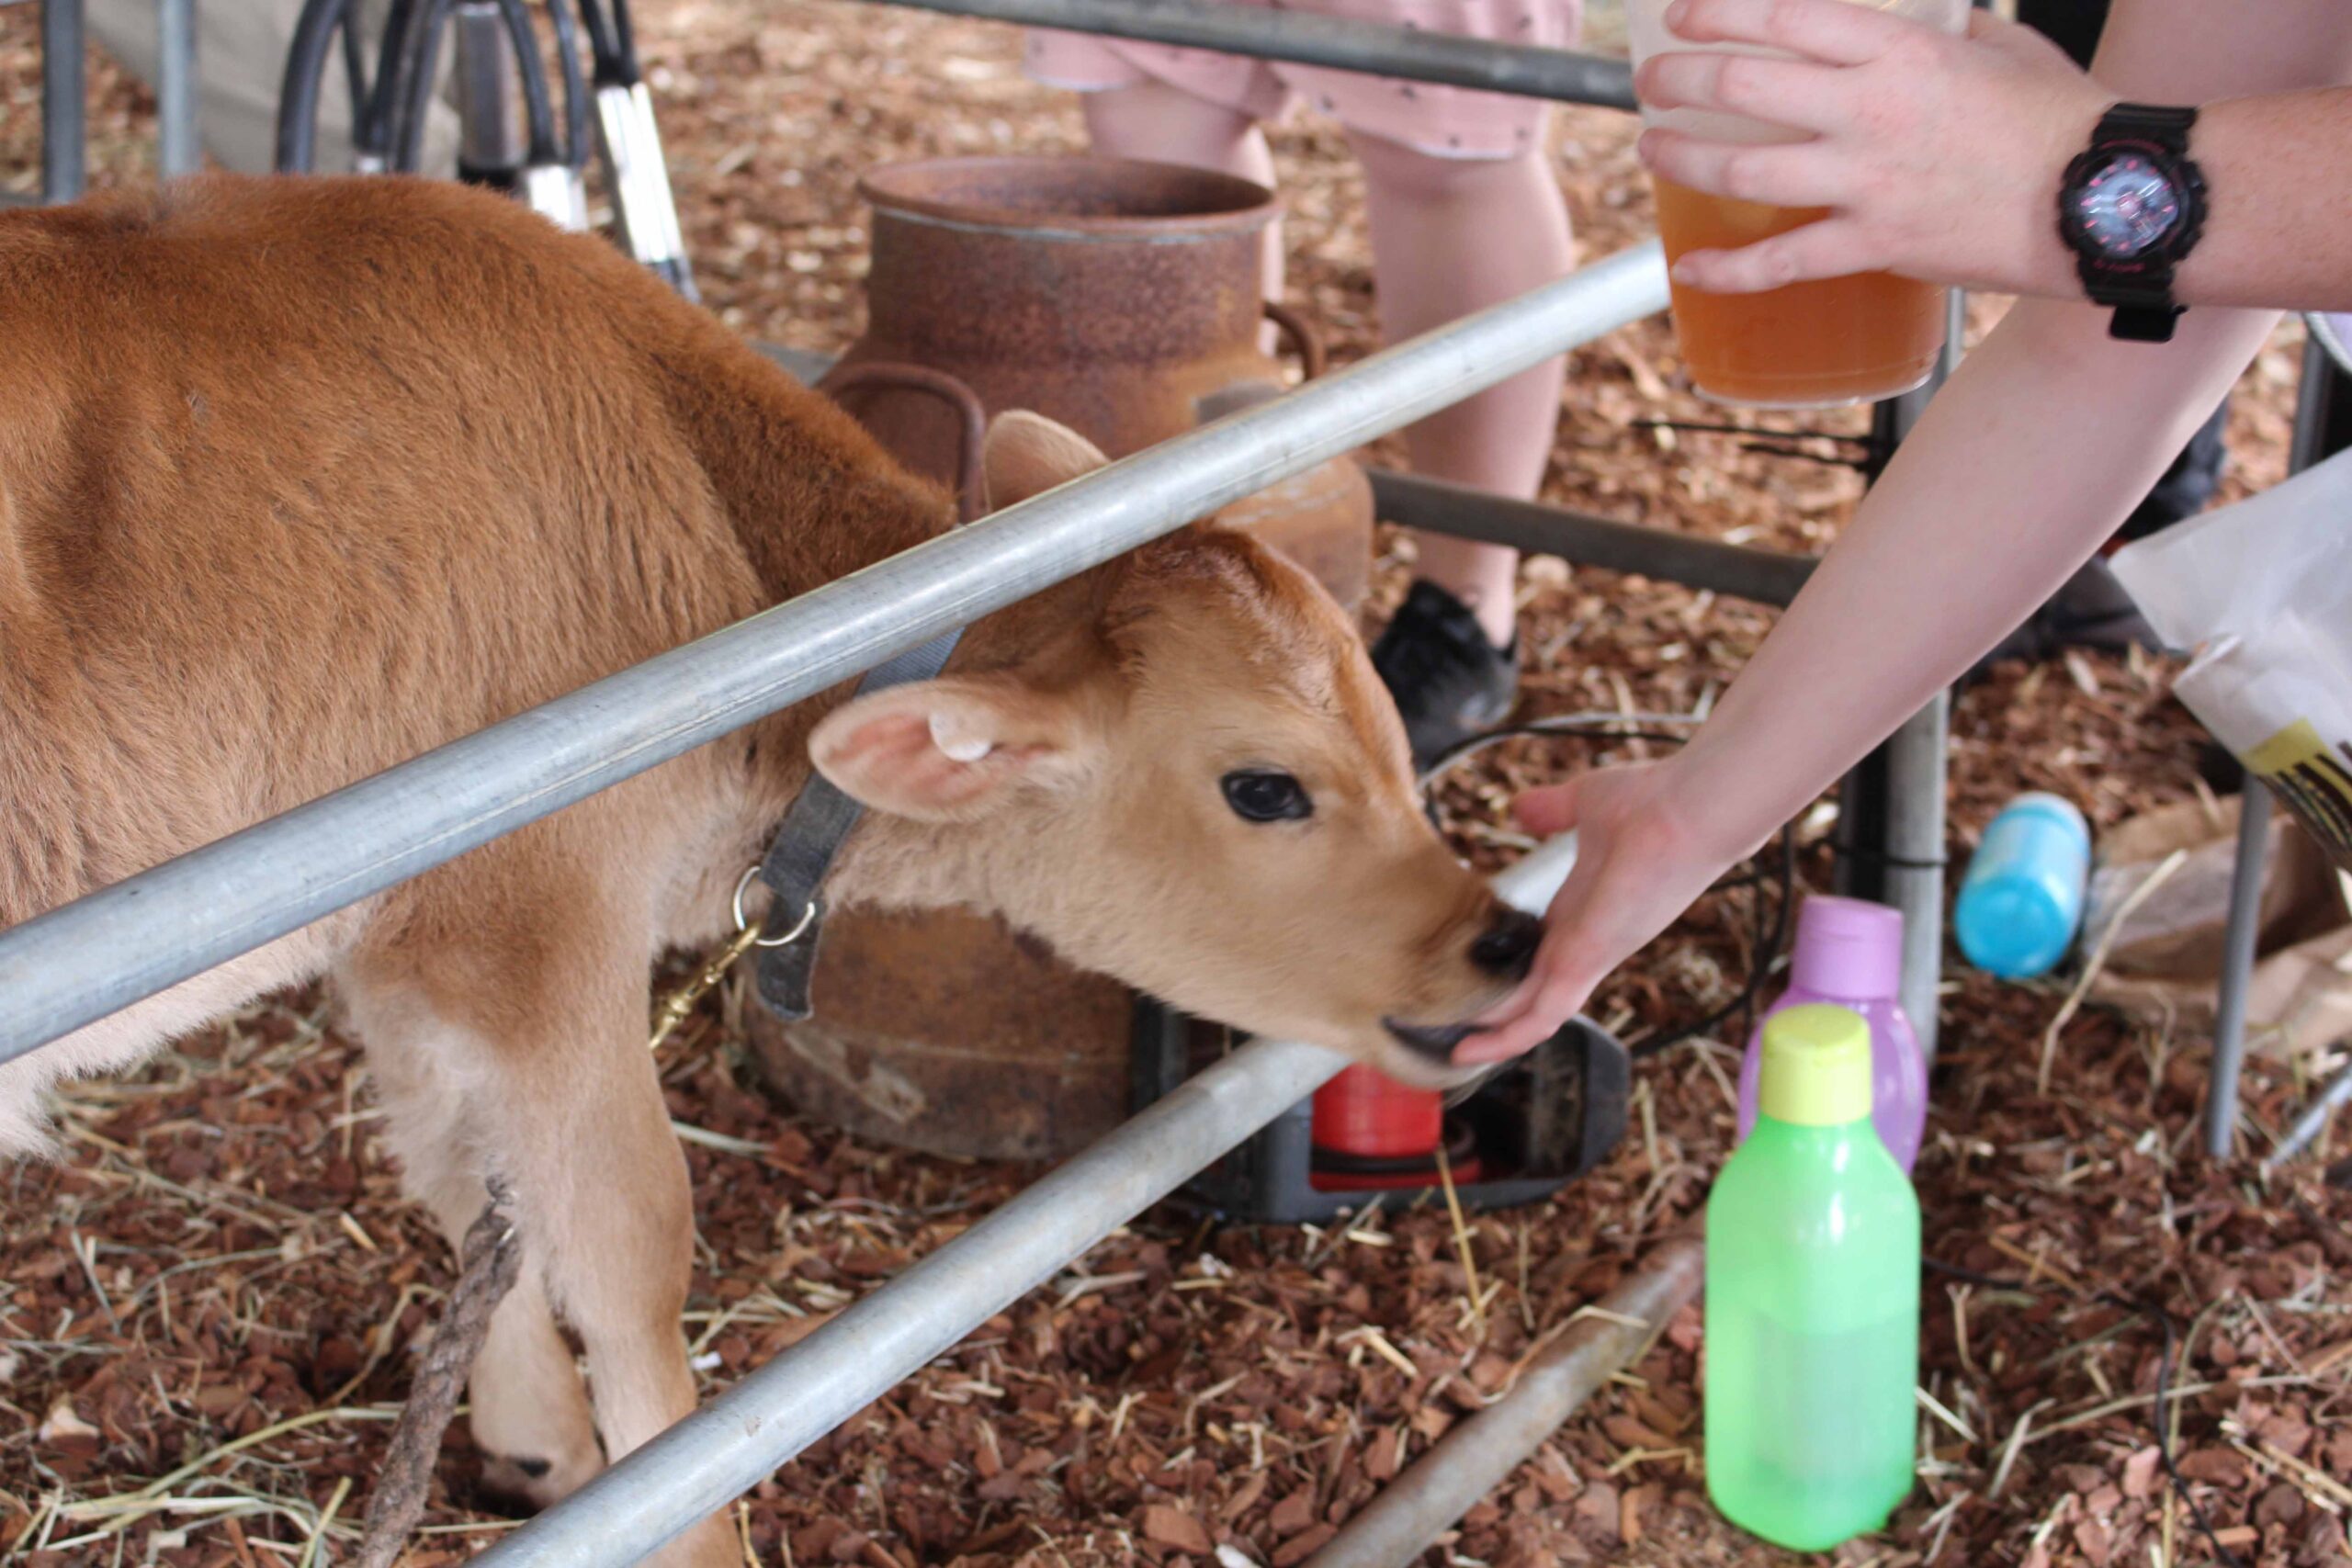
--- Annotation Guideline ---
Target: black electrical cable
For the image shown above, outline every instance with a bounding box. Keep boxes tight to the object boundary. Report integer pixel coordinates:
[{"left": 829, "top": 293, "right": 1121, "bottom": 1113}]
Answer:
[
  {"left": 1923, "top": 1260, "right": 2249, "bottom": 1568},
  {"left": 275, "top": 0, "right": 354, "bottom": 172},
  {"left": 1831, "top": 835, "right": 1949, "bottom": 872}
]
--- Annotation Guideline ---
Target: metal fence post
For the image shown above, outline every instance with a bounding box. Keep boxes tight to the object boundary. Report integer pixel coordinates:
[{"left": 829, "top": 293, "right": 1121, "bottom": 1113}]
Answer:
[
  {"left": 156, "top": 0, "right": 199, "bottom": 177},
  {"left": 1841, "top": 290, "right": 1964, "bottom": 1066},
  {"left": 41, "top": 0, "right": 87, "bottom": 203}
]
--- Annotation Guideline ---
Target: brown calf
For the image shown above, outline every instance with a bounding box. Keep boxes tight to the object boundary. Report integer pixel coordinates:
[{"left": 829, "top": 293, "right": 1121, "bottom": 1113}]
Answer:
[{"left": 0, "top": 175, "right": 1538, "bottom": 1564}]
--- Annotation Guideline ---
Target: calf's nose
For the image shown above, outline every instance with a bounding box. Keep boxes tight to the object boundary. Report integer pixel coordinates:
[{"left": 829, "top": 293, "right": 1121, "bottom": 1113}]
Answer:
[{"left": 1469, "top": 907, "right": 1544, "bottom": 981}]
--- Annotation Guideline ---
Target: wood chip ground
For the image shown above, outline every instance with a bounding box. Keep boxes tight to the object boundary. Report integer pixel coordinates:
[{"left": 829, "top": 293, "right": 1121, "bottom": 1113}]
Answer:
[{"left": 3, "top": 6, "right": 2346, "bottom": 1564}]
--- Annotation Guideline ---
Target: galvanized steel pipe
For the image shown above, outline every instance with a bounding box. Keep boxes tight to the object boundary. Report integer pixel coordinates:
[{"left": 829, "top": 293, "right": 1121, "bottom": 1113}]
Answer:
[
  {"left": 1369, "top": 470, "right": 1815, "bottom": 608},
  {"left": 869, "top": 0, "right": 1637, "bottom": 110},
  {"left": 41, "top": 0, "right": 86, "bottom": 203},
  {"left": 1305, "top": 1238, "right": 1704, "bottom": 1568},
  {"left": 156, "top": 0, "right": 199, "bottom": 178},
  {"left": 2205, "top": 781, "right": 2271, "bottom": 1157},
  {"left": 469, "top": 833, "right": 1586, "bottom": 1567},
  {"left": 0, "top": 241, "right": 1666, "bottom": 1065}
]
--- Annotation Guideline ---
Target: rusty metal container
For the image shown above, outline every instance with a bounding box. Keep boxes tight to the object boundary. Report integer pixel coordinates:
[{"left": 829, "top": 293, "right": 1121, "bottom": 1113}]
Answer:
[
  {"left": 747, "top": 155, "right": 1374, "bottom": 1162},
  {"left": 825, "top": 154, "right": 1374, "bottom": 614}
]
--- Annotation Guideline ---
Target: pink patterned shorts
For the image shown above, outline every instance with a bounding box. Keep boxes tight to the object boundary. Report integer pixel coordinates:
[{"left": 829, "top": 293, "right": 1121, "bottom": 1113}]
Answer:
[{"left": 1025, "top": 0, "right": 1583, "bottom": 162}]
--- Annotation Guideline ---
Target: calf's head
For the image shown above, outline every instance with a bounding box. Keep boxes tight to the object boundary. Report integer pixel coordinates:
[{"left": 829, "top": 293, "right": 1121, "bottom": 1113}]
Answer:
[{"left": 814, "top": 413, "right": 1538, "bottom": 1085}]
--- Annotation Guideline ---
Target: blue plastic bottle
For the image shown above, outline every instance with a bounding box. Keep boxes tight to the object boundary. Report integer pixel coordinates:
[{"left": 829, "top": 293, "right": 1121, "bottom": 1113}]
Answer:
[{"left": 1953, "top": 793, "right": 2090, "bottom": 979}]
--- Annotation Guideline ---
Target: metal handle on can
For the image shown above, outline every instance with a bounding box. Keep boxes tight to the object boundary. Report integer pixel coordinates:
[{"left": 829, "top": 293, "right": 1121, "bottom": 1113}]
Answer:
[
  {"left": 1262, "top": 301, "right": 1329, "bottom": 381},
  {"left": 817, "top": 363, "right": 992, "bottom": 524}
]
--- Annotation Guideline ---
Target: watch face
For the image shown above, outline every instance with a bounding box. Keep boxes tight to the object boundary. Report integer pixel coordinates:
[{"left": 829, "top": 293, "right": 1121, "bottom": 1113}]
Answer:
[{"left": 2071, "top": 152, "right": 2182, "bottom": 258}]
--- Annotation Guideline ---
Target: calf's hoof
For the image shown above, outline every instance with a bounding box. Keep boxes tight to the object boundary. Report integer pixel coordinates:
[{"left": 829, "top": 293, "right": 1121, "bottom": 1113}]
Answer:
[{"left": 479, "top": 1444, "right": 605, "bottom": 1513}]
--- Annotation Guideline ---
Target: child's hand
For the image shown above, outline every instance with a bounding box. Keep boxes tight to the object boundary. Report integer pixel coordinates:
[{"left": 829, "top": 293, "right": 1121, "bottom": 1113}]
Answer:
[
  {"left": 1454, "top": 760, "right": 1743, "bottom": 1065},
  {"left": 1633, "top": 0, "right": 2108, "bottom": 298}
]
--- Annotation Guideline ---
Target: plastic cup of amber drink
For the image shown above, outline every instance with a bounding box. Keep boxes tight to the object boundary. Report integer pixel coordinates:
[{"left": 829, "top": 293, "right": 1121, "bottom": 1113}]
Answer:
[{"left": 1628, "top": 0, "right": 1967, "bottom": 408}]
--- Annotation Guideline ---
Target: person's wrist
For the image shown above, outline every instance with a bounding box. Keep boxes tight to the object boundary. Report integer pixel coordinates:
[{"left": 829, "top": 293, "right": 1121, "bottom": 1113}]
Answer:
[
  {"left": 1638, "top": 753, "right": 1764, "bottom": 874},
  {"left": 2027, "top": 93, "right": 2114, "bottom": 299}
]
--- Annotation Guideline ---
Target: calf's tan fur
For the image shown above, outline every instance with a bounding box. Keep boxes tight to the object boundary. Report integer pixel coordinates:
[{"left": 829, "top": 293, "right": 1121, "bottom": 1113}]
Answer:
[{"left": 0, "top": 175, "right": 1539, "bottom": 1564}]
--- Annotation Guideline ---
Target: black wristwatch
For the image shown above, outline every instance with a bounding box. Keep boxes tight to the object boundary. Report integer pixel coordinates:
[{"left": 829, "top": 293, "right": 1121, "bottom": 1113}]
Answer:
[{"left": 2055, "top": 103, "right": 2208, "bottom": 344}]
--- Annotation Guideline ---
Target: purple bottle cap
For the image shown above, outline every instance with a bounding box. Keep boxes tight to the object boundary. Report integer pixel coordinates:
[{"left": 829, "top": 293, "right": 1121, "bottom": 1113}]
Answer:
[{"left": 1786, "top": 896, "right": 1904, "bottom": 1002}]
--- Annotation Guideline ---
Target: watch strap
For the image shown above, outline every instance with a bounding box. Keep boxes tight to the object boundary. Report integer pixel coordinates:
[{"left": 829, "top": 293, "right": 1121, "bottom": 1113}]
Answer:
[{"left": 2096, "top": 101, "right": 2198, "bottom": 150}]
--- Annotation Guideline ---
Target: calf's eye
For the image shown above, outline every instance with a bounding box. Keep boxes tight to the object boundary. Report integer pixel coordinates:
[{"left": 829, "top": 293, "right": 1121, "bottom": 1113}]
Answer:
[{"left": 1221, "top": 770, "right": 1312, "bottom": 823}]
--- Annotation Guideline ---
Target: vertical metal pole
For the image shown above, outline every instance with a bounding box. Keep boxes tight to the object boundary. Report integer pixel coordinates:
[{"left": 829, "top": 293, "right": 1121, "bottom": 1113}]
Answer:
[
  {"left": 2204, "top": 782, "right": 2270, "bottom": 1157},
  {"left": 41, "top": 0, "right": 87, "bottom": 204},
  {"left": 156, "top": 0, "right": 199, "bottom": 177},
  {"left": 1883, "top": 694, "right": 1951, "bottom": 1066},
  {"left": 1849, "top": 287, "right": 1964, "bottom": 1066}
]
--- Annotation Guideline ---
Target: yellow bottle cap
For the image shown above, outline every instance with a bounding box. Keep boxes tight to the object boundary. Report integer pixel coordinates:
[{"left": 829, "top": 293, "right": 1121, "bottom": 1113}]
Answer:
[{"left": 1758, "top": 1004, "right": 1874, "bottom": 1127}]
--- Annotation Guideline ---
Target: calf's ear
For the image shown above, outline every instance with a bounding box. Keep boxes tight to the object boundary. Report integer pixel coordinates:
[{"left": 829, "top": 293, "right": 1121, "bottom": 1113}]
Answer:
[
  {"left": 984, "top": 412, "right": 1111, "bottom": 511},
  {"left": 809, "top": 676, "right": 1096, "bottom": 821}
]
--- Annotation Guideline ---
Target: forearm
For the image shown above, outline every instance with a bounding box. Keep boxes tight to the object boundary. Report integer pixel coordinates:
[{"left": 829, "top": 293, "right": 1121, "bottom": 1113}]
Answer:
[
  {"left": 2167, "top": 90, "right": 2352, "bottom": 310},
  {"left": 1660, "top": 297, "right": 2276, "bottom": 861},
  {"left": 2086, "top": 0, "right": 2352, "bottom": 311},
  {"left": 2004, "top": 88, "right": 2352, "bottom": 311}
]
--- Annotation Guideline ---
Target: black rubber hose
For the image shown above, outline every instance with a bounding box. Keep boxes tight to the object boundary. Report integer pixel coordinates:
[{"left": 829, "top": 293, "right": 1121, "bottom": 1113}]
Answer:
[
  {"left": 340, "top": 0, "right": 370, "bottom": 122},
  {"left": 607, "top": 0, "right": 639, "bottom": 85},
  {"left": 492, "top": 0, "right": 561, "bottom": 166},
  {"left": 274, "top": 0, "right": 352, "bottom": 172},
  {"left": 358, "top": 0, "right": 422, "bottom": 163},
  {"left": 571, "top": 0, "right": 628, "bottom": 84},
  {"left": 394, "top": 0, "right": 457, "bottom": 173},
  {"left": 545, "top": 0, "right": 592, "bottom": 167}
]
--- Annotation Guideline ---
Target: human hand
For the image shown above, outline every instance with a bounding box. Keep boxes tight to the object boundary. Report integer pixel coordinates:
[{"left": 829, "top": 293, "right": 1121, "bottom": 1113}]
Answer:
[
  {"left": 1456, "top": 761, "right": 1749, "bottom": 1064},
  {"left": 1633, "top": 0, "right": 2109, "bottom": 297}
]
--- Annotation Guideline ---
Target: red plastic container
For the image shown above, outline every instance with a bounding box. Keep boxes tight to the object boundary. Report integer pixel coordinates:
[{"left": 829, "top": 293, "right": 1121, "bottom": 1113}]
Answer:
[{"left": 1309, "top": 1066, "right": 1480, "bottom": 1190}]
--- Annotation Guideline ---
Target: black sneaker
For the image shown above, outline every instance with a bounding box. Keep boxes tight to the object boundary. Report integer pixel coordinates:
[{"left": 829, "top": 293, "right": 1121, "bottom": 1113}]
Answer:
[{"left": 1371, "top": 580, "right": 1519, "bottom": 768}]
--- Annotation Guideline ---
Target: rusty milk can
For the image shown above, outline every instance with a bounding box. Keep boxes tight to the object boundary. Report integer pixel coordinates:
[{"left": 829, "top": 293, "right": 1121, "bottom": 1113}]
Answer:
[{"left": 746, "top": 154, "right": 1375, "bottom": 1163}]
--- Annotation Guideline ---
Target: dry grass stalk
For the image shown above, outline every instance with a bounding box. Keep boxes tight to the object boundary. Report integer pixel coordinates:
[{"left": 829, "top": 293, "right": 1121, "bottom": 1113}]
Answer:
[{"left": 2038, "top": 848, "right": 2188, "bottom": 1094}]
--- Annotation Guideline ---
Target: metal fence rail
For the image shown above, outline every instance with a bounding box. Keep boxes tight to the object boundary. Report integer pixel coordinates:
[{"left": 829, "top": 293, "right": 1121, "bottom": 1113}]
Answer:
[
  {"left": 1305, "top": 1235, "right": 1703, "bottom": 1568},
  {"left": 469, "top": 833, "right": 1586, "bottom": 1567},
  {"left": 1368, "top": 469, "right": 1816, "bottom": 608},
  {"left": 866, "top": 0, "right": 1637, "bottom": 109},
  {"left": 0, "top": 239, "right": 1668, "bottom": 1065}
]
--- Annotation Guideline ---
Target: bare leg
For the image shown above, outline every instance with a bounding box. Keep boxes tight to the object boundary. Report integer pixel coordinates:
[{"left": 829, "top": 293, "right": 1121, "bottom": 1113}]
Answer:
[
  {"left": 1351, "top": 130, "right": 1576, "bottom": 646},
  {"left": 1082, "top": 81, "right": 1284, "bottom": 321}
]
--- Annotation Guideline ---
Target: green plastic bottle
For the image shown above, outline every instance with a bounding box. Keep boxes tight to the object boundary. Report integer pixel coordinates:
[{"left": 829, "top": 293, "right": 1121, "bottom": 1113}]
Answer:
[{"left": 1705, "top": 1003, "right": 1921, "bottom": 1551}]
